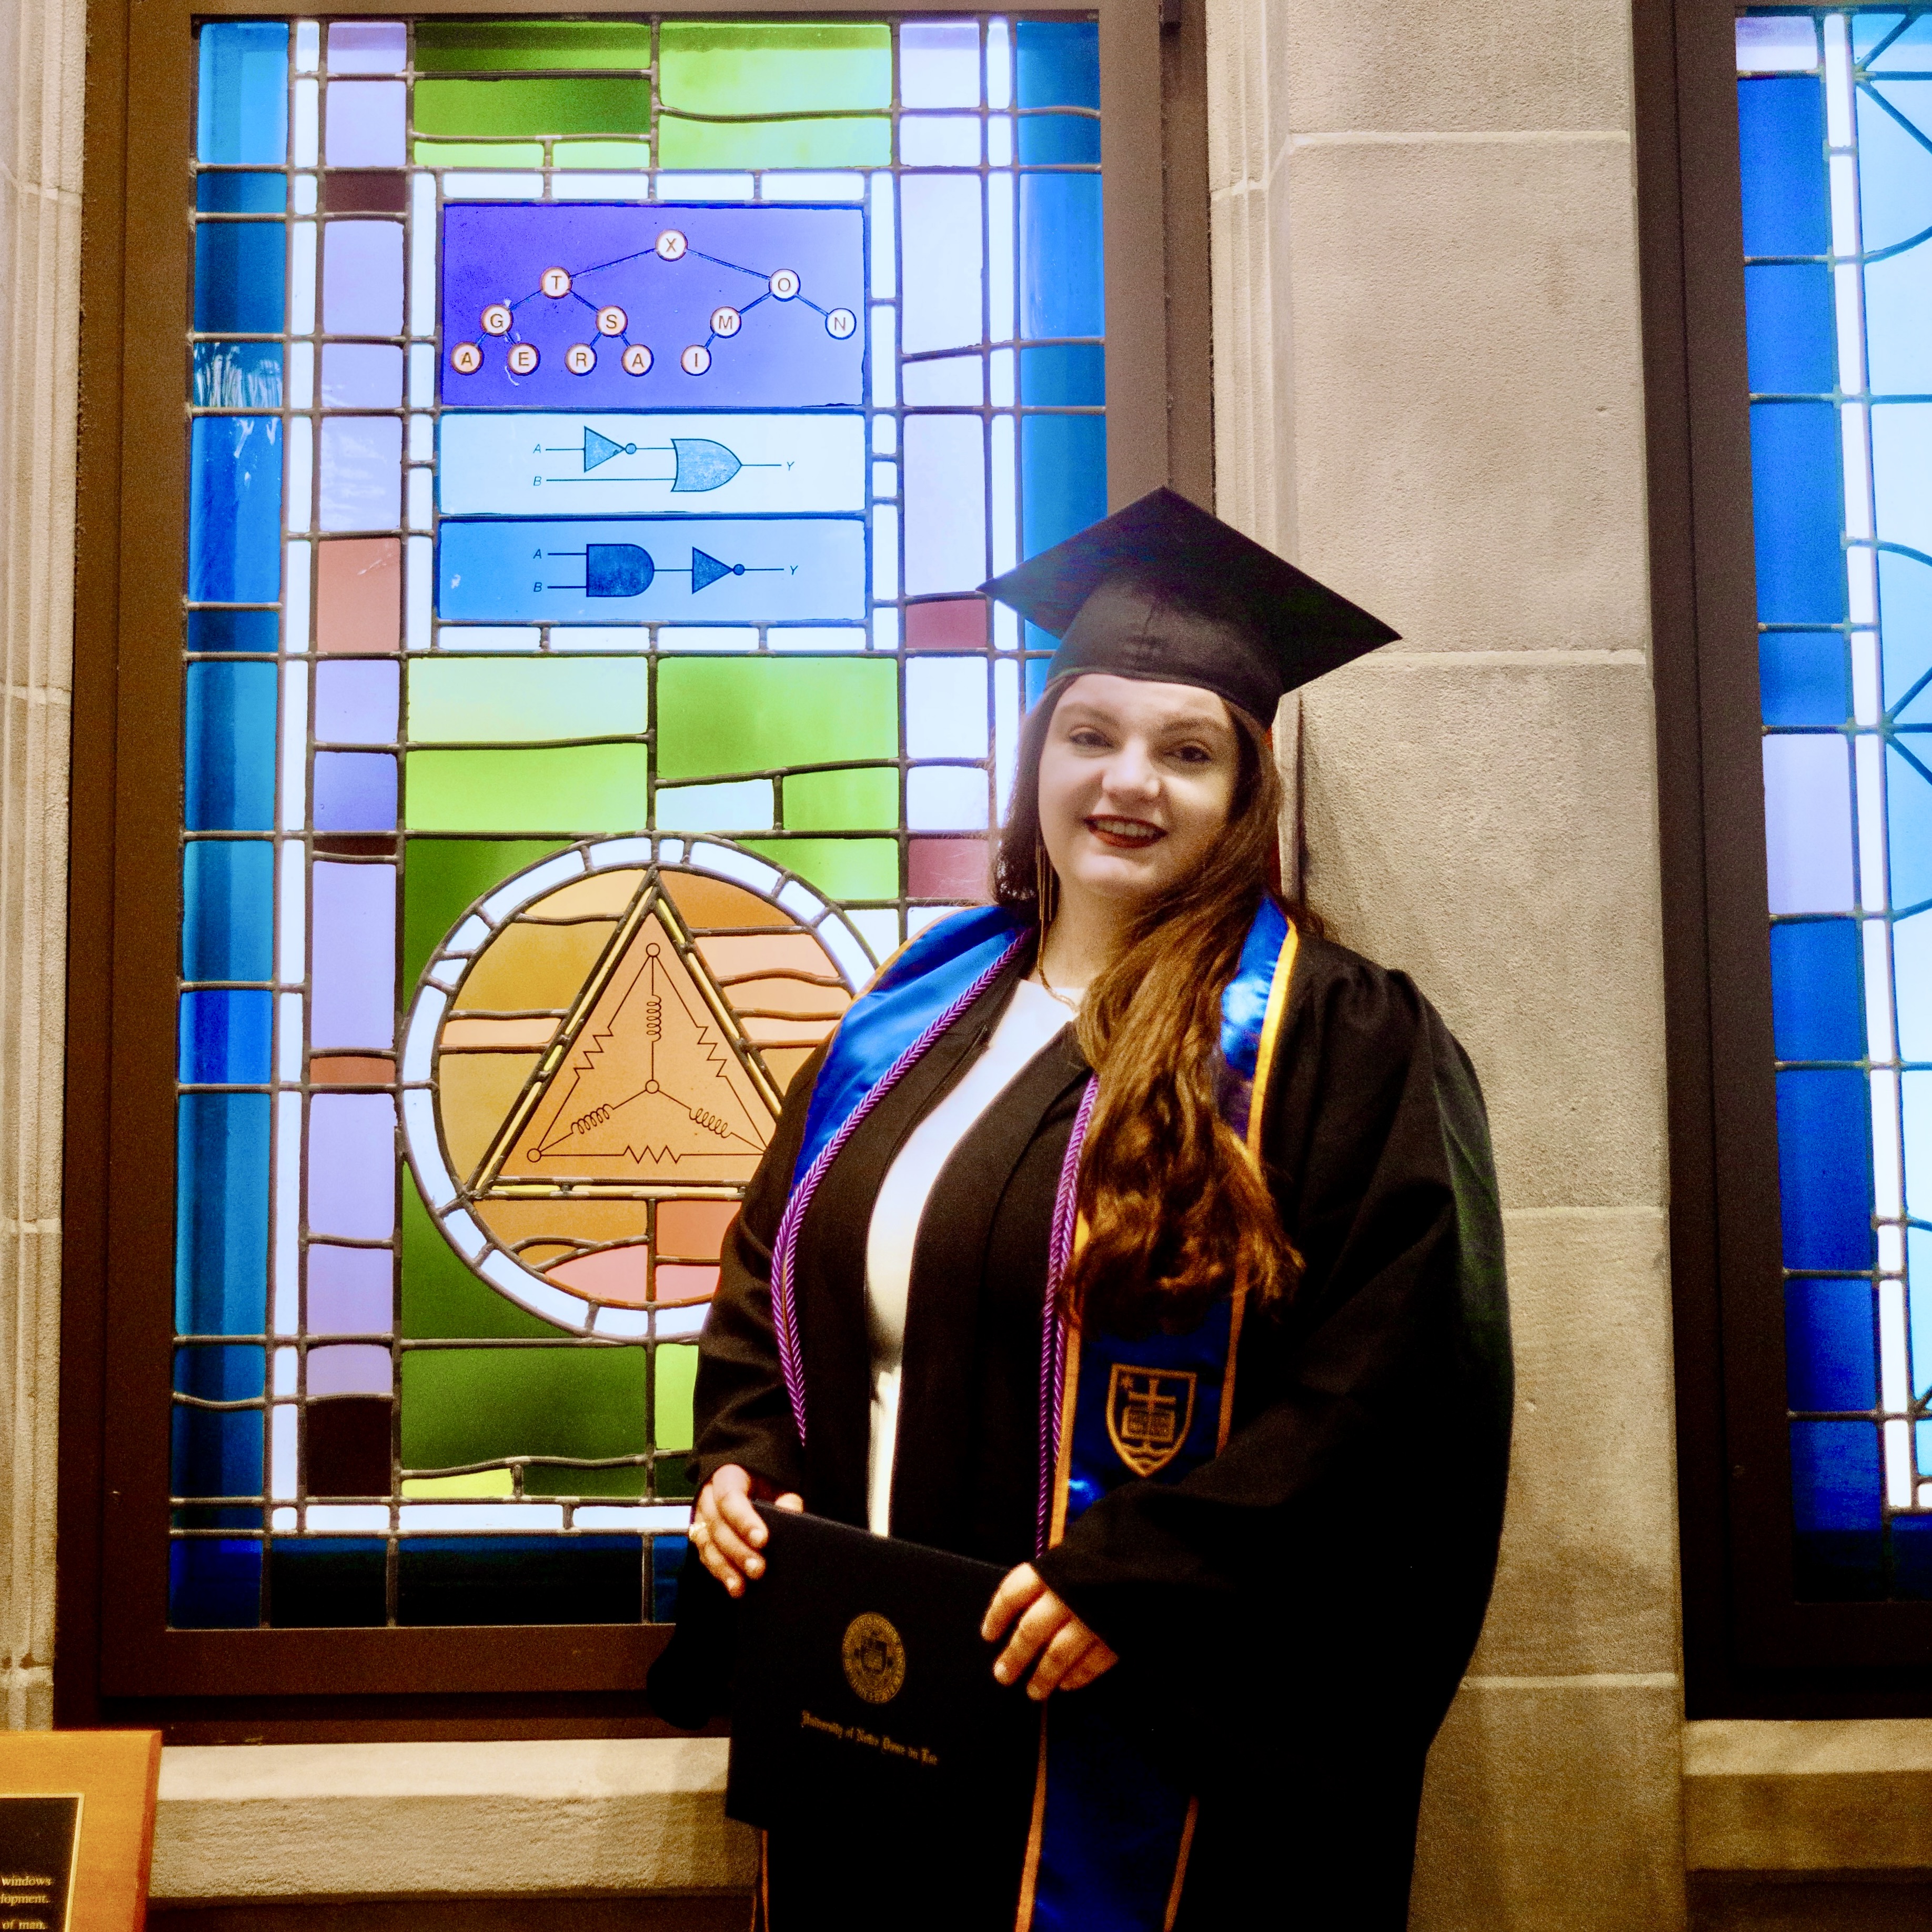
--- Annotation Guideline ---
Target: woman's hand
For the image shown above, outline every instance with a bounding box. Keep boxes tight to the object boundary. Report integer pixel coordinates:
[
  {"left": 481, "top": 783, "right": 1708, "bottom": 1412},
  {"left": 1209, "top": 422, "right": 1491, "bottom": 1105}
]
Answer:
[
  {"left": 981, "top": 1563, "right": 1119, "bottom": 1699},
  {"left": 690, "top": 1463, "right": 803, "bottom": 1597}
]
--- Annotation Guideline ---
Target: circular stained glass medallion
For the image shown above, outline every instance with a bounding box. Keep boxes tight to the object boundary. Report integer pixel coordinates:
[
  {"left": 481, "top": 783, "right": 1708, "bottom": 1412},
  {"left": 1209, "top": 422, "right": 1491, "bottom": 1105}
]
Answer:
[{"left": 401, "top": 839, "right": 870, "bottom": 1339}]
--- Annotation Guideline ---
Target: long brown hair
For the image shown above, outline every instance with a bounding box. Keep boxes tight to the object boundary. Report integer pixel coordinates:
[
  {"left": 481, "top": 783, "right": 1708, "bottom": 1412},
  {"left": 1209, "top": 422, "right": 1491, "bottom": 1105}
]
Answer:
[{"left": 992, "top": 678, "right": 1310, "bottom": 1332}]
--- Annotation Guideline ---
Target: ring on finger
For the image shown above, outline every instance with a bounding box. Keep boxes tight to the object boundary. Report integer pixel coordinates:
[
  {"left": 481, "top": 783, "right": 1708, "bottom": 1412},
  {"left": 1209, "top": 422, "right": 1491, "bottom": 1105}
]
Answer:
[{"left": 691, "top": 1519, "right": 709, "bottom": 1545}]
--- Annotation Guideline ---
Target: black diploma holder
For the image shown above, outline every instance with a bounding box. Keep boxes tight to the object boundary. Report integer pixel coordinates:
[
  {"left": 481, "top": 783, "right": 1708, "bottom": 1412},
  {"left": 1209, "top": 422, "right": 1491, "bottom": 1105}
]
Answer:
[{"left": 726, "top": 1506, "right": 1038, "bottom": 1873}]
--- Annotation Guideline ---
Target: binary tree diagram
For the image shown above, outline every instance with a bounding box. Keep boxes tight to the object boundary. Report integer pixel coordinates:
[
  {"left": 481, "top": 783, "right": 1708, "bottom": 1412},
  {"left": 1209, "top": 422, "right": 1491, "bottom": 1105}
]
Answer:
[{"left": 447, "top": 226, "right": 859, "bottom": 384}]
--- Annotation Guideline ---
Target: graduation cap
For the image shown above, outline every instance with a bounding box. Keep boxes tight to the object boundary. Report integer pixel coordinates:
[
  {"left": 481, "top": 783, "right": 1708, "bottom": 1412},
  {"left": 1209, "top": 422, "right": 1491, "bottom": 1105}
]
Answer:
[{"left": 979, "top": 487, "right": 1400, "bottom": 721}]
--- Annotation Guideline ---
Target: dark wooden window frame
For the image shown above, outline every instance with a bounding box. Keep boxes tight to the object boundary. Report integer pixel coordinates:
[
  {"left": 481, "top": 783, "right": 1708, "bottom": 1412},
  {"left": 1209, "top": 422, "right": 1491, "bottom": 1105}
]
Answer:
[
  {"left": 1638, "top": 0, "right": 1932, "bottom": 1714},
  {"left": 60, "top": 0, "right": 1211, "bottom": 1741}
]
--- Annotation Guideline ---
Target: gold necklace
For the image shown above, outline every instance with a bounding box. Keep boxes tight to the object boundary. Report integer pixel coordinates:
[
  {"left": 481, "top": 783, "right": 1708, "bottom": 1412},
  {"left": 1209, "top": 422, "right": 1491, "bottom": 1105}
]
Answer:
[{"left": 1032, "top": 964, "right": 1081, "bottom": 1014}]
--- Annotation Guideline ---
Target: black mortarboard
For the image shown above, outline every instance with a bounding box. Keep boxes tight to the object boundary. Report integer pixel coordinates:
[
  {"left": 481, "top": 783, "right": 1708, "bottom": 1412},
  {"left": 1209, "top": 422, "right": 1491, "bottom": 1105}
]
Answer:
[{"left": 979, "top": 487, "right": 1400, "bottom": 721}]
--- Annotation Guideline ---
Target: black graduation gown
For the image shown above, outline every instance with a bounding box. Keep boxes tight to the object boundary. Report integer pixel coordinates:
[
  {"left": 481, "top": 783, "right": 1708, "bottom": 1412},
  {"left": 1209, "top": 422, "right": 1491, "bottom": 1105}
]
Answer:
[{"left": 651, "top": 929, "right": 1513, "bottom": 1930}]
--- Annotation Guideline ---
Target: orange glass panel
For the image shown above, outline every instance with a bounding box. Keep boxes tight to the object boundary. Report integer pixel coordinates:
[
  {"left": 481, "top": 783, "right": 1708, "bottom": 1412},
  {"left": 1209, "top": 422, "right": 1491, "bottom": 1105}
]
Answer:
[
  {"left": 471, "top": 1196, "right": 652, "bottom": 1247},
  {"left": 309, "top": 1054, "right": 396, "bottom": 1084},
  {"left": 546, "top": 1243, "right": 651, "bottom": 1305},
  {"left": 656, "top": 1198, "right": 739, "bottom": 1260},
  {"left": 316, "top": 537, "right": 401, "bottom": 653},
  {"left": 695, "top": 933, "right": 843, "bottom": 983},
  {"left": 452, "top": 920, "right": 616, "bottom": 1011},
  {"left": 437, "top": 1052, "right": 539, "bottom": 1179},
  {"left": 909, "top": 837, "right": 990, "bottom": 901},
  {"left": 903, "top": 595, "right": 988, "bottom": 650},
  {"left": 660, "top": 867, "right": 789, "bottom": 929},
  {"left": 760, "top": 1045, "right": 816, "bottom": 1092},
  {"left": 524, "top": 869, "right": 646, "bottom": 920},
  {"left": 724, "top": 975, "right": 849, "bottom": 1018},
  {"left": 655, "top": 1262, "right": 719, "bottom": 1304},
  {"left": 440, "top": 1017, "right": 561, "bottom": 1050}
]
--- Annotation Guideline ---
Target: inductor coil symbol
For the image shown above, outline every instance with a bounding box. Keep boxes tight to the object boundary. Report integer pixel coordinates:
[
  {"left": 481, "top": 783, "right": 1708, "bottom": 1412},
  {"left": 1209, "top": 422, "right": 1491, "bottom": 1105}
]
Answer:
[
  {"left": 643, "top": 997, "right": 662, "bottom": 1039},
  {"left": 691, "top": 1108, "right": 730, "bottom": 1138},
  {"left": 571, "top": 1103, "right": 614, "bottom": 1136}
]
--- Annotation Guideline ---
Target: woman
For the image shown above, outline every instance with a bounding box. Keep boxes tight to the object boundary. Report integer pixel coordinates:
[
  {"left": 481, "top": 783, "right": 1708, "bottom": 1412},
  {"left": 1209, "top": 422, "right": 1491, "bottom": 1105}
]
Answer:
[{"left": 651, "top": 490, "right": 1513, "bottom": 1930}]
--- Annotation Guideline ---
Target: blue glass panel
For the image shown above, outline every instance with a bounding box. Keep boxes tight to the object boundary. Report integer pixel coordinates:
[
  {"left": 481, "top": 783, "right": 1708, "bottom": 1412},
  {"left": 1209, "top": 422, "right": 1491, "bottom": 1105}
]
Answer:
[
  {"left": 314, "top": 751, "right": 399, "bottom": 832},
  {"left": 1022, "top": 413, "right": 1105, "bottom": 558},
  {"left": 1913, "top": 1225, "right": 1932, "bottom": 1401},
  {"left": 1024, "top": 657, "right": 1052, "bottom": 708},
  {"left": 182, "top": 840, "right": 274, "bottom": 982},
  {"left": 169, "top": 1537, "right": 263, "bottom": 1627},
  {"left": 1854, "top": 11, "right": 1909, "bottom": 61},
  {"left": 171, "top": 1405, "right": 264, "bottom": 1498},
  {"left": 1738, "top": 76, "right": 1829, "bottom": 258},
  {"left": 1744, "top": 263, "right": 1835, "bottom": 394},
  {"left": 1903, "top": 925, "right": 1932, "bottom": 1067},
  {"left": 1785, "top": 1279, "right": 1877, "bottom": 1410},
  {"left": 178, "top": 988, "right": 274, "bottom": 1084},
  {"left": 1020, "top": 173, "right": 1103, "bottom": 340},
  {"left": 1749, "top": 404, "right": 1847, "bottom": 624},
  {"left": 188, "top": 417, "right": 283, "bottom": 605},
  {"left": 315, "top": 661, "right": 400, "bottom": 743},
  {"left": 1017, "top": 112, "right": 1100, "bottom": 165},
  {"left": 193, "top": 342, "right": 284, "bottom": 409},
  {"left": 1015, "top": 21, "right": 1099, "bottom": 108},
  {"left": 1862, "top": 242, "right": 1932, "bottom": 396},
  {"left": 1881, "top": 549, "right": 1932, "bottom": 719},
  {"left": 1904, "top": 1068, "right": 1932, "bottom": 1223},
  {"left": 1888, "top": 744, "right": 1932, "bottom": 912},
  {"left": 197, "top": 172, "right": 287, "bottom": 214},
  {"left": 1891, "top": 1515, "right": 1932, "bottom": 1597},
  {"left": 1020, "top": 344, "right": 1103, "bottom": 407},
  {"left": 396, "top": 1536, "right": 643, "bottom": 1625},
  {"left": 194, "top": 221, "right": 286, "bottom": 334},
  {"left": 1759, "top": 632, "right": 1848, "bottom": 726},
  {"left": 1857, "top": 80, "right": 1932, "bottom": 254},
  {"left": 175, "top": 1092, "right": 270, "bottom": 1336},
  {"left": 197, "top": 22, "right": 289, "bottom": 166},
  {"left": 269, "top": 1538, "right": 387, "bottom": 1627},
  {"left": 1790, "top": 1420, "right": 1885, "bottom": 1599},
  {"left": 1770, "top": 919, "right": 1865, "bottom": 1060},
  {"left": 185, "top": 660, "right": 277, "bottom": 832},
  {"left": 188, "top": 608, "right": 280, "bottom": 655},
  {"left": 651, "top": 1534, "right": 689, "bottom": 1623},
  {"left": 174, "top": 1343, "right": 266, "bottom": 1400},
  {"left": 1775, "top": 1068, "right": 1876, "bottom": 1268}
]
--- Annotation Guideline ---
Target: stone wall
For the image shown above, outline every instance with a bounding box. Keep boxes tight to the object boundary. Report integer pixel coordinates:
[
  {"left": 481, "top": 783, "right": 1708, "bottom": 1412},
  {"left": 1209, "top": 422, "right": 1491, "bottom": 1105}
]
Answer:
[
  {"left": 1203, "top": 0, "right": 1688, "bottom": 1924},
  {"left": 0, "top": 0, "right": 83, "bottom": 1737}
]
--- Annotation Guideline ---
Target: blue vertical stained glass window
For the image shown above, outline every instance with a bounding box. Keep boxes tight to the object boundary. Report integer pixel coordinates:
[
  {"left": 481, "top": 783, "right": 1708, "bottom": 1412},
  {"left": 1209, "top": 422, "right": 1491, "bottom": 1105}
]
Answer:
[
  {"left": 175, "top": 12, "right": 1107, "bottom": 1630},
  {"left": 1740, "top": 9, "right": 1932, "bottom": 1598}
]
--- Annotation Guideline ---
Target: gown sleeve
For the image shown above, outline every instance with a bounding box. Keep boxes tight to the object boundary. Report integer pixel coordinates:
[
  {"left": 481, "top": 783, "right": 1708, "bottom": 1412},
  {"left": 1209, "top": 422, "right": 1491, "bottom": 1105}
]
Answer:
[
  {"left": 1030, "top": 947, "right": 1513, "bottom": 1728},
  {"left": 686, "top": 1041, "right": 829, "bottom": 1500}
]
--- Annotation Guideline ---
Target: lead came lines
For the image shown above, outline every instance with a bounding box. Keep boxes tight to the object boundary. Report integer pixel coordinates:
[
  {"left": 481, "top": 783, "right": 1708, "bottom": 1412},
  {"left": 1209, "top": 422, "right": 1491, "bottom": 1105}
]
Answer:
[{"left": 448, "top": 226, "right": 857, "bottom": 380}]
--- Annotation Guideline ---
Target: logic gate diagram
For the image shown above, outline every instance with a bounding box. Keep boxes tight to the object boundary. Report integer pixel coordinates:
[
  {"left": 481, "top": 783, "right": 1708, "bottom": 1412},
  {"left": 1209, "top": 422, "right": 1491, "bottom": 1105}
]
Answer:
[{"left": 439, "top": 203, "right": 867, "bottom": 411}]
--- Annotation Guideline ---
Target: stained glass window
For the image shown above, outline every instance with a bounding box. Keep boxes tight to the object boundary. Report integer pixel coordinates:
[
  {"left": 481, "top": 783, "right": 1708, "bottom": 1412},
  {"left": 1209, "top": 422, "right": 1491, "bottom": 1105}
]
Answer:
[
  {"left": 176, "top": 13, "right": 1105, "bottom": 1628},
  {"left": 1738, "top": 9, "right": 1932, "bottom": 1600}
]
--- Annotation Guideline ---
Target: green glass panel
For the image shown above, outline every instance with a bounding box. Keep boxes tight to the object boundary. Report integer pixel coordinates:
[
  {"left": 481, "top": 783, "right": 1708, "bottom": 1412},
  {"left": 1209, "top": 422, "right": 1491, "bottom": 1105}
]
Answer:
[
  {"left": 402, "top": 838, "right": 566, "bottom": 988},
  {"left": 405, "top": 746, "right": 651, "bottom": 832},
  {"left": 414, "top": 20, "right": 655, "bottom": 73},
  {"left": 658, "top": 23, "right": 891, "bottom": 115},
  {"left": 746, "top": 837, "right": 899, "bottom": 900},
  {"left": 400, "top": 1183, "right": 557, "bottom": 1341},
  {"left": 656, "top": 659, "right": 897, "bottom": 780},
  {"left": 412, "top": 139, "right": 545, "bottom": 167},
  {"left": 414, "top": 77, "right": 649, "bottom": 140},
  {"left": 524, "top": 1460, "right": 649, "bottom": 1498},
  {"left": 657, "top": 115, "right": 890, "bottom": 170},
  {"left": 409, "top": 659, "right": 648, "bottom": 744},
  {"left": 784, "top": 765, "right": 898, "bottom": 831},
  {"left": 399, "top": 1343, "right": 647, "bottom": 1470},
  {"left": 554, "top": 139, "right": 649, "bottom": 168},
  {"left": 655, "top": 1343, "right": 698, "bottom": 1452}
]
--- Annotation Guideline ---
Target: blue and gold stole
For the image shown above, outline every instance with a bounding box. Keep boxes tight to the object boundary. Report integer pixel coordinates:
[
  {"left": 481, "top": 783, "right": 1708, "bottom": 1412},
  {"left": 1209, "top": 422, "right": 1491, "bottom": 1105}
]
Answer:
[{"left": 768, "top": 898, "right": 1300, "bottom": 1932}]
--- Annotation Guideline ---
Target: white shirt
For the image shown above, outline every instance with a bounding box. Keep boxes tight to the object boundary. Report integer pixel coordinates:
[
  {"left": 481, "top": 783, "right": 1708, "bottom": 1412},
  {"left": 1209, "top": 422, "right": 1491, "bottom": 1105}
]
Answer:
[{"left": 863, "top": 977, "right": 1078, "bottom": 1534}]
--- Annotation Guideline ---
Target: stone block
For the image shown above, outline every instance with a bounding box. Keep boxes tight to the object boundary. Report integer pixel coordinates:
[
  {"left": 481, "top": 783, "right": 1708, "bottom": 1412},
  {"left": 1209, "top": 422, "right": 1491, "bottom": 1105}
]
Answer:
[
  {"left": 1301, "top": 654, "right": 1667, "bottom": 1210},
  {"left": 1412, "top": 1677, "right": 1687, "bottom": 1931},
  {"left": 1470, "top": 1205, "right": 1679, "bottom": 1678},
  {"left": 1283, "top": 136, "right": 1649, "bottom": 656},
  {"left": 1270, "top": 0, "right": 1633, "bottom": 135}
]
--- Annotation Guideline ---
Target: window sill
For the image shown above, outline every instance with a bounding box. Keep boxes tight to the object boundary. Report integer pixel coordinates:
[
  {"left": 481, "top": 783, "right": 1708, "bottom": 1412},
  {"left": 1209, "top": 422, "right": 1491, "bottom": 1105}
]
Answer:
[
  {"left": 150, "top": 1738, "right": 759, "bottom": 1904},
  {"left": 1685, "top": 1719, "right": 1932, "bottom": 1873}
]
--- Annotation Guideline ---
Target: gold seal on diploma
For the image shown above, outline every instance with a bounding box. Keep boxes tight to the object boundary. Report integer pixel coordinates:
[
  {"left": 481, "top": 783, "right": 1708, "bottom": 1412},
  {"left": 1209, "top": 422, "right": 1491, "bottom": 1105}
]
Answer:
[{"left": 841, "top": 1613, "right": 907, "bottom": 1705}]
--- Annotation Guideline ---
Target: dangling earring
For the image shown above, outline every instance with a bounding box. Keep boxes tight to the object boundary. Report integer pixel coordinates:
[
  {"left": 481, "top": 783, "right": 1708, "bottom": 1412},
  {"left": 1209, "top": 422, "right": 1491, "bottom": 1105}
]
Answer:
[{"left": 1034, "top": 833, "right": 1059, "bottom": 933}]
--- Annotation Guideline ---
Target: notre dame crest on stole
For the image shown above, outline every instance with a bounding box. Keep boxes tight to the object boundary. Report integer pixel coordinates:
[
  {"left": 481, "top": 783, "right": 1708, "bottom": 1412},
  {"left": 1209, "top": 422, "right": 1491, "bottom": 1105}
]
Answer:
[{"left": 1104, "top": 1364, "right": 1198, "bottom": 1477}]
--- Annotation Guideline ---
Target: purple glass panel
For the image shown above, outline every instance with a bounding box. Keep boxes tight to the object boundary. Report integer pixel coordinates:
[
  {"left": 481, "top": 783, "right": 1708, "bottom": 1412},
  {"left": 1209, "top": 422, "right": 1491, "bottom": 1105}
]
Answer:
[
  {"left": 307, "top": 1092, "right": 397, "bottom": 1240},
  {"left": 307, "top": 1243, "right": 394, "bottom": 1334},
  {"left": 315, "top": 660, "right": 399, "bottom": 744},
  {"left": 325, "top": 80, "right": 407, "bottom": 167},
  {"left": 319, "top": 416, "right": 402, "bottom": 531},
  {"left": 313, "top": 751, "right": 398, "bottom": 831},
  {"left": 327, "top": 21, "right": 407, "bottom": 74},
  {"left": 311, "top": 861, "right": 397, "bottom": 1049},
  {"left": 321, "top": 343, "right": 404, "bottom": 408},
  {"left": 308, "top": 1342, "right": 395, "bottom": 1395},
  {"left": 322, "top": 222, "right": 403, "bottom": 336},
  {"left": 1763, "top": 734, "right": 1856, "bottom": 914}
]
